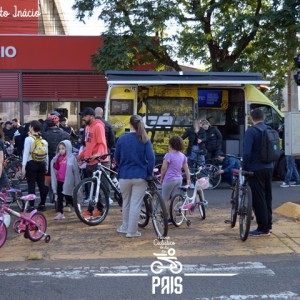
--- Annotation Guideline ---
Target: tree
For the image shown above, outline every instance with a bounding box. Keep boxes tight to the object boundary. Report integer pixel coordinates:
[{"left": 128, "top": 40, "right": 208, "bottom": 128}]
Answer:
[{"left": 73, "top": 0, "right": 300, "bottom": 88}]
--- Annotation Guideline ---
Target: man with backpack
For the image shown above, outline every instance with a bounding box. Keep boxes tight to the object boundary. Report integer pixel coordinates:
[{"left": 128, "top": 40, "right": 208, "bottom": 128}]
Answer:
[
  {"left": 21, "top": 120, "right": 49, "bottom": 211},
  {"left": 243, "top": 108, "right": 275, "bottom": 237}
]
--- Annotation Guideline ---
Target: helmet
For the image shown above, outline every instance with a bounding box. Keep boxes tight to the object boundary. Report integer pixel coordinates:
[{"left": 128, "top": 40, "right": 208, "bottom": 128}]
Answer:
[{"left": 46, "top": 114, "right": 59, "bottom": 127}]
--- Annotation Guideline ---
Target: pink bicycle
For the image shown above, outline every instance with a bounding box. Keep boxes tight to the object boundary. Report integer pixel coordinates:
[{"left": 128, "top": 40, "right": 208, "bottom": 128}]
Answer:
[{"left": 0, "top": 192, "right": 51, "bottom": 247}]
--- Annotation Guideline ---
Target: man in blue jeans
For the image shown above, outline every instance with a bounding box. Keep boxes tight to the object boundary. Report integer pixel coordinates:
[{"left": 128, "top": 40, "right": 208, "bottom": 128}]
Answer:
[{"left": 280, "top": 155, "right": 300, "bottom": 187}]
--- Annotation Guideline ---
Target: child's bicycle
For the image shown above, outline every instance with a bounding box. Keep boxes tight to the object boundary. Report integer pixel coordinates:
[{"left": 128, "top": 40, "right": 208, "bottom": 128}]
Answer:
[
  {"left": 0, "top": 193, "right": 51, "bottom": 247},
  {"left": 169, "top": 177, "right": 209, "bottom": 227}
]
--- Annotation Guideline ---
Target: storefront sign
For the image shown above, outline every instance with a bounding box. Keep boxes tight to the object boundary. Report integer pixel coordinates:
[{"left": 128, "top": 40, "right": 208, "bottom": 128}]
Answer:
[
  {"left": 0, "top": 35, "right": 103, "bottom": 70},
  {"left": 0, "top": 46, "right": 16, "bottom": 58},
  {"left": 0, "top": 0, "right": 39, "bottom": 34}
]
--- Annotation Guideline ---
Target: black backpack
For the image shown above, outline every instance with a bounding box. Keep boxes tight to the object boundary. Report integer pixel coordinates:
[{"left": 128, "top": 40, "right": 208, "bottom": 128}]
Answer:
[{"left": 254, "top": 125, "right": 280, "bottom": 163}]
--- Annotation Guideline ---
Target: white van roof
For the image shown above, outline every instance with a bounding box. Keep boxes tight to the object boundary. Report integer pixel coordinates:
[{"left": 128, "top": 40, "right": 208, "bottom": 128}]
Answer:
[{"left": 105, "top": 71, "right": 270, "bottom": 86}]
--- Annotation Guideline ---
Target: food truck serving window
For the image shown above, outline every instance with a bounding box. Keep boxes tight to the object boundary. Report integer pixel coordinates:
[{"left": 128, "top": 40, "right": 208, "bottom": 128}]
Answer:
[
  {"left": 145, "top": 97, "right": 194, "bottom": 128},
  {"left": 110, "top": 99, "right": 134, "bottom": 115}
]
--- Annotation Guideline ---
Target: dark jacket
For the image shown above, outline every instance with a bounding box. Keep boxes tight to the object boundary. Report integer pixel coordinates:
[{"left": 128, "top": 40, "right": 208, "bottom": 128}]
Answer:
[
  {"left": 182, "top": 127, "right": 206, "bottom": 156},
  {"left": 95, "top": 117, "right": 115, "bottom": 151},
  {"left": 205, "top": 126, "right": 223, "bottom": 153},
  {"left": 243, "top": 122, "right": 274, "bottom": 171},
  {"left": 42, "top": 127, "right": 70, "bottom": 158}
]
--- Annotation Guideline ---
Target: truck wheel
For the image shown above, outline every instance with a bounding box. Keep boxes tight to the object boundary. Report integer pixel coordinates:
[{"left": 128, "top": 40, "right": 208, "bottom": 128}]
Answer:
[{"left": 277, "top": 156, "right": 286, "bottom": 180}]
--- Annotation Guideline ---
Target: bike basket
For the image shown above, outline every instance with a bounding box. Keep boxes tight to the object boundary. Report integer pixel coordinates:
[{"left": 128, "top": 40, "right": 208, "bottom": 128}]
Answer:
[{"left": 196, "top": 177, "right": 209, "bottom": 190}]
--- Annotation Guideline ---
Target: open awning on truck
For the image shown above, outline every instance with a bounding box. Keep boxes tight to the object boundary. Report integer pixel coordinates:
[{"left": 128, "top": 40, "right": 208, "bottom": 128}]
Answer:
[{"left": 105, "top": 71, "right": 270, "bottom": 86}]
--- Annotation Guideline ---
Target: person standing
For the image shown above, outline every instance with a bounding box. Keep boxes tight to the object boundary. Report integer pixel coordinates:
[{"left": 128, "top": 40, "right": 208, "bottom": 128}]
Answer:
[
  {"left": 160, "top": 136, "right": 190, "bottom": 223},
  {"left": 278, "top": 124, "right": 300, "bottom": 187},
  {"left": 60, "top": 117, "right": 78, "bottom": 141},
  {"left": 243, "top": 108, "right": 273, "bottom": 237},
  {"left": 114, "top": 115, "right": 155, "bottom": 238},
  {"left": 21, "top": 120, "right": 49, "bottom": 211},
  {"left": 182, "top": 119, "right": 206, "bottom": 168},
  {"left": 78, "top": 107, "right": 109, "bottom": 218},
  {"left": 0, "top": 130, "right": 9, "bottom": 190},
  {"left": 95, "top": 107, "right": 115, "bottom": 153},
  {"left": 201, "top": 120, "right": 223, "bottom": 160},
  {"left": 51, "top": 140, "right": 81, "bottom": 220}
]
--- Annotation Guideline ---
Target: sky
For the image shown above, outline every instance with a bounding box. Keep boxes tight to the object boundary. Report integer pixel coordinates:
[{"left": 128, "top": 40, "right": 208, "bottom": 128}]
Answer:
[{"left": 59, "top": 1, "right": 103, "bottom": 36}]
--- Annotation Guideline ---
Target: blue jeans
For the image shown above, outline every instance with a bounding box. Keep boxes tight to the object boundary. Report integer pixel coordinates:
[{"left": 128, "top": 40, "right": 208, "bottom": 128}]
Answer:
[
  {"left": 284, "top": 155, "right": 300, "bottom": 184},
  {"left": 189, "top": 145, "right": 205, "bottom": 172}
]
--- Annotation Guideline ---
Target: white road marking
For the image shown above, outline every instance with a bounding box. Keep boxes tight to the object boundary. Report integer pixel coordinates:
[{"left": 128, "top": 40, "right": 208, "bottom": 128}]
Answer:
[
  {"left": 0, "top": 261, "right": 274, "bottom": 279},
  {"left": 199, "top": 291, "right": 299, "bottom": 300}
]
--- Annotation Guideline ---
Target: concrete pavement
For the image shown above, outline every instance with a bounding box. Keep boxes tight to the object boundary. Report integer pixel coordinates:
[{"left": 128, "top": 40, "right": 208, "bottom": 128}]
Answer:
[{"left": 1, "top": 197, "right": 300, "bottom": 262}]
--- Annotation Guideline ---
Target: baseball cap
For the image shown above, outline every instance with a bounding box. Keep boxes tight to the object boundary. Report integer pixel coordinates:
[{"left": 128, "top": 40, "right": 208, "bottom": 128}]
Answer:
[
  {"left": 50, "top": 111, "right": 60, "bottom": 117},
  {"left": 79, "top": 107, "right": 95, "bottom": 117}
]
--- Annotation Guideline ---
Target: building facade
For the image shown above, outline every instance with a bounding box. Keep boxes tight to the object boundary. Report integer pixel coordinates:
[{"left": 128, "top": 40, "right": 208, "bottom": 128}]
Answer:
[{"left": 0, "top": 0, "right": 106, "bottom": 130}]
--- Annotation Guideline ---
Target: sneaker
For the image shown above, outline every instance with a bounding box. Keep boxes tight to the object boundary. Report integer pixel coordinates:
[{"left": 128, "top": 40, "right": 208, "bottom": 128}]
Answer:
[
  {"left": 37, "top": 204, "right": 46, "bottom": 211},
  {"left": 109, "top": 198, "right": 114, "bottom": 205},
  {"left": 93, "top": 209, "right": 103, "bottom": 217},
  {"left": 290, "top": 182, "right": 300, "bottom": 187},
  {"left": 249, "top": 230, "right": 270, "bottom": 237},
  {"left": 167, "top": 218, "right": 173, "bottom": 225},
  {"left": 280, "top": 183, "right": 289, "bottom": 188},
  {"left": 54, "top": 213, "right": 65, "bottom": 220},
  {"left": 126, "top": 231, "right": 142, "bottom": 238},
  {"left": 82, "top": 210, "right": 92, "bottom": 218},
  {"left": 27, "top": 206, "right": 35, "bottom": 212},
  {"left": 116, "top": 225, "right": 127, "bottom": 234}
]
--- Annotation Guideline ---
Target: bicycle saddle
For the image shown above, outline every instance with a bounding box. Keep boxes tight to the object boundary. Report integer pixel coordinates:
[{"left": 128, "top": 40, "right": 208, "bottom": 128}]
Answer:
[
  {"left": 20, "top": 194, "right": 37, "bottom": 201},
  {"left": 145, "top": 175, "right": 155, "bottom": 182}
]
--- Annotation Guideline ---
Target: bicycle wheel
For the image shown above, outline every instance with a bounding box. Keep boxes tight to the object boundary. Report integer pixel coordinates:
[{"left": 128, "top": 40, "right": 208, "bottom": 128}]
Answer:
[
  {"left": 138, "top": 196, "right": 150, "bottom": 228},
  {"left": 73, "top": 177, "right": 109, "bottom": 226},
  {"left": 26, "top": 212, "right": 47, "bottom": 242},
  {"left": 200, "top": 164, "right": 221, "bottom": 190},
  {"left": 196, "top": 191, "right": 206, "bottom": 220},
  {"left": 151, "top": 190, "right": 168, "bottom": 238},
  {"left": 239, "top": 186, "right": 252, "bottom": 241},
  {"left": 230, "top": 182, "right": 239, "bottom": 228},
  {"left": 170, "top": 194, "right": 186, "bottom": 227},
  {"left": 0, "top": 221, "right": 7, "bottom": 248}
]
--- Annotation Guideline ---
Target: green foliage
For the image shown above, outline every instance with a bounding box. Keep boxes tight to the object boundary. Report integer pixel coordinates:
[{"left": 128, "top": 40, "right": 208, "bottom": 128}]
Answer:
[{"left": 73, "top": 0, "right": 300, "bottom": 101}]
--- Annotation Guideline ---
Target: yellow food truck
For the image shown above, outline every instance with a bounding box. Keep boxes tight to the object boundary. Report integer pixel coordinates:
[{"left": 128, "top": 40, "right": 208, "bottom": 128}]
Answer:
[{"left": 104, "top": 71, "right": 285, "bottom": 177}]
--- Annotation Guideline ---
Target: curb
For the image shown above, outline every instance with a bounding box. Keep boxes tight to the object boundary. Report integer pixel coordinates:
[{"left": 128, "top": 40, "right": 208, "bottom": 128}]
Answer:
[{"left": 274, "top": 202, "right": 300, "bottom": 220}]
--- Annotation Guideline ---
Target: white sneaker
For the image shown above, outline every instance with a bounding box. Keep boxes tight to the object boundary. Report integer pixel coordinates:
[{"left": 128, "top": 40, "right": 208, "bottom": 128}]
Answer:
[
  {"left": 280, "top": 183, "right": 289, "bottom": 188},
  {"left": 54, "top": 213, "right": 65, "bottom": 220},
  {"left": 116, "top": 225, "right": 127, "bottom": 234},
  {"left": 126, "top": 231, "right": 142, "bottom": 238},
  {"left": 109, "top": 198, "right": 114, "bottom": 205}
]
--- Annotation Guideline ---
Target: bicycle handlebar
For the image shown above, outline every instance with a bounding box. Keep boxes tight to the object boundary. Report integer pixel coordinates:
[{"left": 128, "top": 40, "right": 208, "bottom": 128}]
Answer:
[{"left": 81, "top": 153, "right": 112, "bottom": 163}]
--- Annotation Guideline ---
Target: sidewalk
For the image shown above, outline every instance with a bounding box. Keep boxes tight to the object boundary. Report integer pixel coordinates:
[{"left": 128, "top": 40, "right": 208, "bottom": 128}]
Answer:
[{"left": 1, "top": 203, "right": 300, "bottom": 262}]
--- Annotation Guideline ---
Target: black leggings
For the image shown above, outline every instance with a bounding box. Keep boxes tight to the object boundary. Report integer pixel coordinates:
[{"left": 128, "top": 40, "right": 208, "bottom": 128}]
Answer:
[{"left": 57, "top": 181, "right": 73, "bottom": 213}]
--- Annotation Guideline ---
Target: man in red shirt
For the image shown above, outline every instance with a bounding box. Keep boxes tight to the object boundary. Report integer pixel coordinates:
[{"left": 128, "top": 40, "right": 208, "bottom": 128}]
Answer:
[{"left": 78, "top": 107, "right": 109, "bottom": 217}]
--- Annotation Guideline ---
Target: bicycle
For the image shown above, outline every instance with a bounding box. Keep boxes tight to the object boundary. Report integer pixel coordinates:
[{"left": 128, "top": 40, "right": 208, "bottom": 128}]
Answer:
[
  {"left": 73, "top": 154, "right": 122, "bottom": 226},
  {"left": 138, "top": 175, "right": 168, "bottom": 239},
  {"left": 188, "top": 150, "right": 222, "bottom": 190},
  {"left": 0, "top": 193, "right": 50, "bottom": 248},
  {"left": 169, "top": 176, "right": 209, "bottom": 227},
  {"left": 0, "top": 187, "right": 24, "bottom": 212},
  {"left": 228, "top": 155, "right": 253, "bottom": 241}
]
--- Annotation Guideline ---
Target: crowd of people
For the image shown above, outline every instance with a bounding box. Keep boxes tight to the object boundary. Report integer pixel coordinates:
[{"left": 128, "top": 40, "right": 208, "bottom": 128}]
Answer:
[{"left": 0, "top": 108, "right": 293, "bottom": 239}]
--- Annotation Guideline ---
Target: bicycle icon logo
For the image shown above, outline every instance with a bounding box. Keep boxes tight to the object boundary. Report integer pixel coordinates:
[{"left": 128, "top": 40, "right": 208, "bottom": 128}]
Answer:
[{"left": 151, "top": 248, "right": 183, "bottom": 274}]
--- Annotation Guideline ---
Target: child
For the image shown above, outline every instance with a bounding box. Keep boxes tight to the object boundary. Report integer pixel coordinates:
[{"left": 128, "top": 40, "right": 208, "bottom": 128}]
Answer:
[
  {"left": 51, "top": 140, "right": 81, "bottom": 220},
  {"left": 160, "top": 136, "right": 190, "bottom": 222}
]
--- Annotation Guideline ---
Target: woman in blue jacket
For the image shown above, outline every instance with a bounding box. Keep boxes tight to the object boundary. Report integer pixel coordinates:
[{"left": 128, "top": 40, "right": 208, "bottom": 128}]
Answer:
[{"left": 114, "top": 115, "right": 155, "bottom": 238}]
